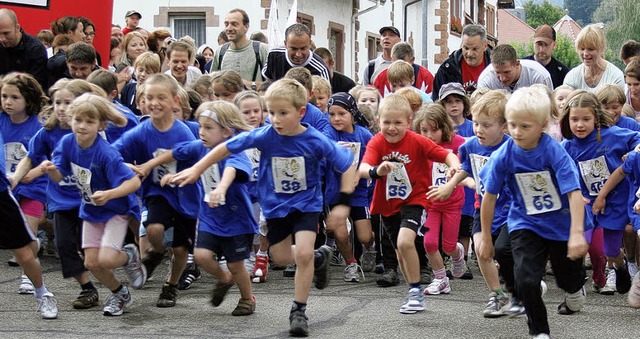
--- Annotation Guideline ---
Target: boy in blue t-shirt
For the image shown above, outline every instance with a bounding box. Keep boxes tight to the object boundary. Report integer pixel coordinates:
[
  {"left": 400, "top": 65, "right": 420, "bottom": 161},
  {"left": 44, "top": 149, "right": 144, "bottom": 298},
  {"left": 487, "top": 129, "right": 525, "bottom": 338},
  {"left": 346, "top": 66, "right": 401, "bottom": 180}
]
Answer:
[
  {"left": 479, "top": 87, "right": 589, "bottom": 338},
  {"left": 172, "top": 78, "right": 355, "bottom": 336}
]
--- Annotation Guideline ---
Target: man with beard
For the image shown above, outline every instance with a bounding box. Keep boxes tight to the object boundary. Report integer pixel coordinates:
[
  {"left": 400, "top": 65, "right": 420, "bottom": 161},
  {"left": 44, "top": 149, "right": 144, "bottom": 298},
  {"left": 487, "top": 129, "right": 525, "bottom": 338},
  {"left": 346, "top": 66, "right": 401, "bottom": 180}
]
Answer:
[{"left": 524, "top": 25, "right": 569, "bottom": 89}]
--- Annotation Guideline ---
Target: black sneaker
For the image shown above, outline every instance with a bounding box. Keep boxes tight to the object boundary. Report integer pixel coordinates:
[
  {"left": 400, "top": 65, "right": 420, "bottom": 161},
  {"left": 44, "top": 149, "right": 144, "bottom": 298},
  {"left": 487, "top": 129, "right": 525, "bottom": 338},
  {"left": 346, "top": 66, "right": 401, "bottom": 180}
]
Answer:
[
  {"left": 156, "top": 283, "right": 178, "bottom": 308},
  {"left": 615, "top": 263, "right": 632, "bottom": 294},
  {"left": 376, "top": 268, "right": 400, "bottom": 287},
  {"left": 72, "top": 288, "right": 99, "bottom": 309},
  {"left": 178, "top": 263, "right": 202, "bottom": 290},
  {"left": 289, "top": 309, "right": 309, "bottom": 337},
  {"left": 142, "top": 251, "right": 165, "bottom": 281},
  {"left": 313, "top": 245, "right": 333, "bottom": 290},
  {"left": 460, "top": 265, "right": 474, "bottom": 280},
  {"left": 283, "top": 264, "right": 297, "bottom": 277}
]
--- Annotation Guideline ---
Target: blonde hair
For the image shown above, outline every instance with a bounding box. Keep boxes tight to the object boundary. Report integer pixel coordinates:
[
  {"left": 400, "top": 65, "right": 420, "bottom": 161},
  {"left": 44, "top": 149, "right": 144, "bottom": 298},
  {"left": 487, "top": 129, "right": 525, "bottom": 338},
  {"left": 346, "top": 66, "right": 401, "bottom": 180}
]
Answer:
[
  {"left": 44, "top": 79, "right": 99, "bottom": 130},
  {"left": 379, "top": 94, "right": 412, "bottom": 119},
  {"left": 622, "top": 104, "right": 635, "bottom": 118},
  {"left": 531, "top": 84, "right": 559, "bottom": 120},
  {"left": 349, "top": 85, "right": 380, "bottom": 103},
  {"left": 176, "top": 87, "right": 192, "bottom": 120},
  {"left": 188, "top": 74, "right": 213, "bottom": 101},
  {"left": 265, "top": 78, "right": 307, "bottom": 109},
  {"left": 395, "top": 87, "right": 422, "bottom": 112},
  {"left": 595, "top": 83, "right": 626, "bottom": 106},
  {"left": 233, "top": 90, "right": 265, "bottom": 126},
  {"left": 413, "top": 103, "right": 455, "bottom": 142},
  {"left": 506, "top": 87, "right": 550, "bottom": 125},
  {"left": 358, "top": 104, "right": 379, "bottom": 133},
  {"left": 559, "top": 90, "right": 612, "bottom": 141},
  {"left": 145, "top": 73, "right": 181, "bottom": 97},
  {"left": 195, "top": 101, "right": 252, "bottom": 134},
  {"left": 118, "top": 32, "right": 148, "bottom": 66},
  {"left": 312, "top": 75, "right": 331, "bottom": 96},
  {"left": 387, "top": 60, "right": 414, "bottom": 84},
  {"left": 471, "top": 89, "right": 509, "bottom": 124},
  {"left": 68, "top": 93, "right": 127, "bottom": 127},
  {"left": 575, "top": 24, "right": 606, "bottom": 56},
  {"left": 211, "top": 69, "right": 244, "bottom": 94},
  {"left": 135, "top": 83, "right": 146, "bottom": 107},
  {"left": 469, "top": 87, "right": 489, "bottom": 106},
  {"left": 133, "top": 51, "right": 161, "bottom": 74}
]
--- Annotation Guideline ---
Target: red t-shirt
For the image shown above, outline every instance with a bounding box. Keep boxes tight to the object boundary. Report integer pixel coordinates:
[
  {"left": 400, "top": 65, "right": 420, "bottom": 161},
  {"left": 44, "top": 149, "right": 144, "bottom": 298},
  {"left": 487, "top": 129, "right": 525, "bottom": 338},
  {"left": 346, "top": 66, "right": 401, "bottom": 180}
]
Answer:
[
  {"left": 373, "top": 64, "right": 435, "bottom": 98},
  {"left": 461, "top": 57, "right": 486, "bottom": 93},
  {"left": 362, "top": 130, "right": 450, "bottom": 216},
  {"left": 427, "top": 134, "right": 465, "bottom": 210}
]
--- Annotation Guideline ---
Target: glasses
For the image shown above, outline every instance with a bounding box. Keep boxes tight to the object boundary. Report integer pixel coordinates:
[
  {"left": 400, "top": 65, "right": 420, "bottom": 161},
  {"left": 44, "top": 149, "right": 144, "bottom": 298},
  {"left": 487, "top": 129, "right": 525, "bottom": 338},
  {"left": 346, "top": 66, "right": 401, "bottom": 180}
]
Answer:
[{"left": 85, "top": 32, "right": 96, "bottom": 37}]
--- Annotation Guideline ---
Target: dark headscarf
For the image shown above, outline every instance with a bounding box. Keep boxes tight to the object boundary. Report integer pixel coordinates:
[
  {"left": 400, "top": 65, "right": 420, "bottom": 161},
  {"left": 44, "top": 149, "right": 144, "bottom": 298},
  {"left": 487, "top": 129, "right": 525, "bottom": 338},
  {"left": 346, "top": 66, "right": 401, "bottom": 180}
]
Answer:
[{"left": 327, "top": 92, "right": 369, "bottom": 128}]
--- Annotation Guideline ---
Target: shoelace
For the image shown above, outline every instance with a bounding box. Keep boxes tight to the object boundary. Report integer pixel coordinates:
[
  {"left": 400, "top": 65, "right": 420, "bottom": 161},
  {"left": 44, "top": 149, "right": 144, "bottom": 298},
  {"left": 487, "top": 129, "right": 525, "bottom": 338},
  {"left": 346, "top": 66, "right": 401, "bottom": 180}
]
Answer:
[
  {"left": 348, "top": 263, "right": 366, "bottom": 282},
  {"left": 38, "top": 294, "right": 58, "bottom": 312}
]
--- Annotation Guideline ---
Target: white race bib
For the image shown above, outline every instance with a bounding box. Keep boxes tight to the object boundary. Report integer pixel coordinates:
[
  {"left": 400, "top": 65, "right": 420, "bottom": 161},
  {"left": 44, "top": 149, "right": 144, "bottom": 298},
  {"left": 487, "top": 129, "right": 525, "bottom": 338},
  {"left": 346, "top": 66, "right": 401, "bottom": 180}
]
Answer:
[
  {"left": 514, "top": 171, "right": 561, "bottom": 215},
  {"left": 245, "top": 148, "right": 260, "bottom": 182},
  {"left": 71, "top": 163, "right": 95, "bottom": 205},
  {"left": 469, "top": 153, "right": 490, "bottom": 196},
  {"left": 152, "top": 148, "right": 177, "bottom": 186},
  {"left": 431, "top": 162, "right": 449, "bottom": 187},
  {"left": 4, "top": 142, "right": 27, "bottom": 176},
  {"left": 578, "top": 156, "right": 610, "bottom": 196},
  {"left": 271, "top": 156, "right": 307, "bottom": 194},
  {"left": 339, "top": 141, "right": 361, "bottom": 166},
  {"left": 386, "top": 162, "right": 412, "bottom": 200},
  {"left": 200, "top": 164, "right": 221, "bottom": 203}
]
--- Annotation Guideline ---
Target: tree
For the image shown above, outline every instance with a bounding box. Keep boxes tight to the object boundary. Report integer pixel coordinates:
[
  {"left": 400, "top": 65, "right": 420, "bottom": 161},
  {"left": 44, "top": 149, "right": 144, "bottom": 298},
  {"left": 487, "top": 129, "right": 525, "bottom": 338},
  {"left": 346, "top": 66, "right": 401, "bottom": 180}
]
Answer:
[
  {"left": 564, "top": 0, "right": 602, "bottom": 26},
  {"left": 523, "top": 0, "right": 564, "bottom": 29},
  {"left": 594, "top": 0, "right": 640, "bottom": 68},
  {"left": 510, "top": 35, "right": 581, "bottom": 70}
]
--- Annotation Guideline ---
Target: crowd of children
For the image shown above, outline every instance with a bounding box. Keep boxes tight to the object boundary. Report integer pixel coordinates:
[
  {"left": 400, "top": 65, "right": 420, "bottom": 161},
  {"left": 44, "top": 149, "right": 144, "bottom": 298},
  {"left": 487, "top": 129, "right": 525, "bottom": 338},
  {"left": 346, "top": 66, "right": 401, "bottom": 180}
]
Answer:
[{"left": 6, "top": 29, "right": 640, "bottom": 338}]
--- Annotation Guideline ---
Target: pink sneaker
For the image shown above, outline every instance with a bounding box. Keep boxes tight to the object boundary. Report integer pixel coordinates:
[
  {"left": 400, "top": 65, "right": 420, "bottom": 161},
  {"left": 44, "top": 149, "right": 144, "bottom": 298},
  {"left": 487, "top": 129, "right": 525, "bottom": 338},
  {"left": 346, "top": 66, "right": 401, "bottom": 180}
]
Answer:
[{"left": 451, "top": 243, "right": 467, "bottom": 278}]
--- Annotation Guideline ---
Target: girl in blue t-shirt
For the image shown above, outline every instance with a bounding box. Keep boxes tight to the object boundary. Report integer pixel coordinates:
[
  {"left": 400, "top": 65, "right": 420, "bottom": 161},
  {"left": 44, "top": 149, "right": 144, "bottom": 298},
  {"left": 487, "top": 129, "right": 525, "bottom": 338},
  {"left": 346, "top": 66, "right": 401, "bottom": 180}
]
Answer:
[
  {"left": 42, "top": 93, "right": 145, "bottom": 317},
  {"left": 563, "top": 90, "right": 640, "bottom": 295},
  {"left": 155, "top": 101, "right": 258, "bottom": 315},
  {"left": 235, "top": 91, "right": 269, "bottom": 283},
  {"left": 324, "top": 93, "right": 374, "bottom": 282},
  {"left": 1, "top": 72, "right": 48, "bottom": 294}
]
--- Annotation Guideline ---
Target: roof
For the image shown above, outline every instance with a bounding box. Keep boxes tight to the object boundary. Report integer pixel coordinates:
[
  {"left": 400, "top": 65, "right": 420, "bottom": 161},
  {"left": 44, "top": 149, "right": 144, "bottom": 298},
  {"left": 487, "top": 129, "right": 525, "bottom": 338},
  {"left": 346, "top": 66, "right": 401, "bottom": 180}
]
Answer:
[
  {"left": 553, "top": 15, "right": 582, "bottom": 42},
  {"left": 497, "top": 9, "right": 535, "bottom": 44}
]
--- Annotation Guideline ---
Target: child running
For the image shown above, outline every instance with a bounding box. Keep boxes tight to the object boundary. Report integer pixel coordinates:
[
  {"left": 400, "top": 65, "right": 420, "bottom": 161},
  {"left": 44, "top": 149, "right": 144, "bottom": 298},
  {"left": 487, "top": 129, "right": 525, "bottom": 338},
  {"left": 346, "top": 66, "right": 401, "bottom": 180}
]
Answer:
[
  {"left": 478, "top": 86, "right": 589, "bottom": 338},
  {"left": 41, "top": 93, "right": 146, "bottom": 316},
  {"left": 172, "top": 78, "right": 355, "bottom": 336},
  {"left": 358, "top": 94, "right": 460, "bottom": 314},
  {"left": 414, "top": 103, "right": 467, "bottom": 295}
]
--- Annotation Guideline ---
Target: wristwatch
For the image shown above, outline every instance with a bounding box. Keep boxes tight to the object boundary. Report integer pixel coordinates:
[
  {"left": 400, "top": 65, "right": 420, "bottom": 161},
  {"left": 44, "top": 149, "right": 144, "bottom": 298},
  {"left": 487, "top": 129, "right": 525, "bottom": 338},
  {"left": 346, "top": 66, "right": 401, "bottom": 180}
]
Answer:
[{"left": 251, "top": 82, "right": 257, "bottom": 90}]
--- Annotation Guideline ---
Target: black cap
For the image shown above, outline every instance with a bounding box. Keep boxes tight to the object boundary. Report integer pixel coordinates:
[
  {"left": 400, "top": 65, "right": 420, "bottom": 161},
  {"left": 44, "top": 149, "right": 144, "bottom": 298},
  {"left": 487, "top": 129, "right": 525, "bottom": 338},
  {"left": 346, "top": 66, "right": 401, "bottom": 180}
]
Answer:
[{"left": 379, "top": 26, "right": 400, "bottom": 37}]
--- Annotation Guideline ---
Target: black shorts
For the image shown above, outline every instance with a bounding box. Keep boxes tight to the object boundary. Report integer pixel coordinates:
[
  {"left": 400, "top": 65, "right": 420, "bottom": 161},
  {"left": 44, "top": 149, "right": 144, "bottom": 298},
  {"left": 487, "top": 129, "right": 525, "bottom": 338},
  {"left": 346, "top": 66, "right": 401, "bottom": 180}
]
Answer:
[
  {"left": 196, "top": 231, "right": 253, "bottom": 262},
  {"left": 326, "top": 205, "right": 371, "bottom": 222},
  {"left": 459, "top": 214, "right": 474, "bottom": 238},
  {"left": 266, "top": 211, "right": 320, "bottom": 246},
  {"left": 143, "top": 195, "right": 196, "bottom": 248},
  {"left": 0, "top": 189, "right": 36, "bottom": 250},
  {"left": 380, "top": 205, "right": 425, "bottom": 248}
]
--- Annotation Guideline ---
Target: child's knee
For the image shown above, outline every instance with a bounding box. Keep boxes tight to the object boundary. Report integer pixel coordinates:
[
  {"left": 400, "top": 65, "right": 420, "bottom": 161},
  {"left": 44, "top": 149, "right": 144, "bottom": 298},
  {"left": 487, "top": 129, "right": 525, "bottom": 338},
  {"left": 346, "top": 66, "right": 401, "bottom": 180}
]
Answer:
[
  {"left": 397, "top": 237, "right": 416, "bottom": 253},
  {"left": 295, "top": 247, "right": 314, "bottom": 265},
  {"left": 193, "top": 249, "right": 209, "bottom": 266}
]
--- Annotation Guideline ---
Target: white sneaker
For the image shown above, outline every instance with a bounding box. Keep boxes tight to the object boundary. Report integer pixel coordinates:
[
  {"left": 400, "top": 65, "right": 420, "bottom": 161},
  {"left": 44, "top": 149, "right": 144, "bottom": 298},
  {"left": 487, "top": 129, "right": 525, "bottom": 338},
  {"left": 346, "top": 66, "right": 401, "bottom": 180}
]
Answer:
[
  {"left": 400, "top": 288, "right": 426, "bottom": 314},
  {"left": 451, "top": 243, "right": 467, "bottom": 278},
  {"left": 423, "top": 277, "right": 451, "bottom": 295},
  {"left": 628, "top": 262, "right": 639, "bottom": 279},
  {"left": 540, "top": 280, "right": 548, "bottom": 298},
  {"left": 343, "top": 262, "right": 364, "bottom": 282},
  {"left": 37, "top": 292, "right": 58, "bottom": 319},
  {"left": 18, "top": 275, "right": 35, "bottom": 294},
  {"left": 599, "top": 268, "right": 616, "bottom": 295}
]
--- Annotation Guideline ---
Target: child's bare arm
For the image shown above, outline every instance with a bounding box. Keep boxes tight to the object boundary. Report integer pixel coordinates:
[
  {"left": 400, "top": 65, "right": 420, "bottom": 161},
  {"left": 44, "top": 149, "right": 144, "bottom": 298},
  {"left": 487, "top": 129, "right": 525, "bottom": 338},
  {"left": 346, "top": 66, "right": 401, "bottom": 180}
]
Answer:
[
  {"left": 478, "top": 192, "right": 497, "bottom": 260},
  {"left": 40, "top": 160, "right": 63, "bottom": 183},
  {"left": 567, "top": 190, "right": 589, "bottom": 260},
  {"left": 91, "top": 176, "right": 141, "bottom": 206},
  {"left": 208, "top": 167, "right": 237, "bottom": 208},
  {"left": 427, "top": 169, "right": 469, "bottom": 201},
  {"left": 592, "top": 166, "right": 626, "bottom": 215},
  {"left": 359, "top": 161, "right": 396, "bottom": 179},
  {"left": 137, "top": 150, "right": 176, "bottom": 179},
  {"left": 172, "top": 143, "right": 232, "bottom": 187}
]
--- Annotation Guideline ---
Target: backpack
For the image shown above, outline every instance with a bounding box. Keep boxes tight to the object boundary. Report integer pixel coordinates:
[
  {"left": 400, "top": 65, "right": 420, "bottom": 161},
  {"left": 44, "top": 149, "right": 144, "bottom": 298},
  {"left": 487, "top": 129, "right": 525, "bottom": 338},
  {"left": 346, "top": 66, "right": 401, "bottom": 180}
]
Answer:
[
  {"left": 212, "top": 41, "right": 263, "bottom": 81},
  {"left": 367, "top": 59, "right": 376, "bottom": 83}
]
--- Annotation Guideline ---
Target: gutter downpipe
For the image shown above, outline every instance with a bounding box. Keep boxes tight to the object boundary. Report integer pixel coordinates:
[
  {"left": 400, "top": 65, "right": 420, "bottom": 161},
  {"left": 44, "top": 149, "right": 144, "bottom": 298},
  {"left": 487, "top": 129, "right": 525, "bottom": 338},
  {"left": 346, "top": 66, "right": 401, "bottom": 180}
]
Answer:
[
  {"left": 351, "top": 0, "right": 381, "bottom": 80},
  {"left": 403, "top": 0, "right": 425, "bottom": 66}
]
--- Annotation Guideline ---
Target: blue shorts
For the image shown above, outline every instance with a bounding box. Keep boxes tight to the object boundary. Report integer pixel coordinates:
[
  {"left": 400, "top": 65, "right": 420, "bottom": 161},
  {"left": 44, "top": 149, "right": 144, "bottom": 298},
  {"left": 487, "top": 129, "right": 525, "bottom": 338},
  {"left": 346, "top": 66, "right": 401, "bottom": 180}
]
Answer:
[
  {"left": 266, "top": 211, "right": 320, "bottom": 246},
  {"left": 196, "top": 231, "right": 253, "bottom": 262}
]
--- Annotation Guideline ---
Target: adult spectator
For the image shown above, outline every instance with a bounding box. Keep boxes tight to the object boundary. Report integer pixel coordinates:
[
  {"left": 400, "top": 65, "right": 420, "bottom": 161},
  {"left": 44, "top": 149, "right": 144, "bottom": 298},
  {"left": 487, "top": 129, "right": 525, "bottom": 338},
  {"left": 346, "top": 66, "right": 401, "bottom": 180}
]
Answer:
[
  {"left": 372, "top": 42, "right": 434, "bottom": 98},
  {"left": 524, "top": 25, "right": 569, "bottom": 89},
  {"left": 0, "top": 9, "right": 48, "bottom": 88},
  {"left": 250, "top": 31, "right": 268, "bottom": 44},
  {"left": 217, "top": 31, "right": 229, "bottom": 46},
  {"left": 262, "top": 23, "right": 330, "bottom": 82},
  {"left": 197, "top": 44, "right": 213, "bottom": 65},
  {"left": 111, "top": 24, "right": 124, "bottom": 41},
  {"left": 122, "top": 10, "right": 141, "bottom": 36},
  {"left": 432, "top": 24, "right": 491, "bottom": 100},
  {"left": 37, "top": 29, "right": 54, "bottom": 58},
  {"left": 115, "top": 31, "right": 147, "bottom": 79},
  {"left": 79, "top": 17, "right": 102, "bottom": 66},
  {"left": 361, "top": 26, "right": 402, "bottom": 86},
  {"left": 620, "top": 40, "right": 640, "bottom": 66},
  {"left": 164, "top": 40, "right": 201, "bottom": 87},
  {"left": 563, "top": 24, "right": 624, "bottom": 93},
  {"left": 47, "top": 16, "right": 86, "bottom": 86},
  {"left": 208, "top": 8, "right": 268, "bottom": 90},
  {"left": 64, "top": 42, "right": 99, "bottom": 80},
  {"left": 477, "top": 44, "right": 552, "bottom": 92},
  {"left": 314, "top": 47, "right": 356, "bottom": 94},
  {"left": 109, "top": 37, "right": 121, "bottom": 72}
]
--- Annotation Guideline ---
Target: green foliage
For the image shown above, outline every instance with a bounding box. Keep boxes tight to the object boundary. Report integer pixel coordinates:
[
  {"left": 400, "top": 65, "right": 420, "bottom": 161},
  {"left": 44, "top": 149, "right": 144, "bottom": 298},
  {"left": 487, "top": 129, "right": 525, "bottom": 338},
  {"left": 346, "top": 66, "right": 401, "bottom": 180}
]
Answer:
[
  {"left": 564, "top": 0, "right": 602, "bottom": 26},
  {"left": 597, "top": 0, "right": 640, "bottom": 69},
  {"left": 523, "top": 0, "right": 565, "bottom": 29},
  {"left": 509, "top": 35, "right": 581, "bottom": 69}
]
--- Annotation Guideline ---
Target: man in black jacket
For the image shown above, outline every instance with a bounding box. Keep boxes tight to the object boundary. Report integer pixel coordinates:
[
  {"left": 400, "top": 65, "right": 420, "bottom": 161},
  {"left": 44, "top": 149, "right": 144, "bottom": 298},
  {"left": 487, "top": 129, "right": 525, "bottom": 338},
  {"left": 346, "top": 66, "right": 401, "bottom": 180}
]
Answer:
[
  {"left": 432, "top": 24, "right": 491, "bottom": 101},
  {"left": 0, "top": 9, "right": 48, "bottom": 89}
]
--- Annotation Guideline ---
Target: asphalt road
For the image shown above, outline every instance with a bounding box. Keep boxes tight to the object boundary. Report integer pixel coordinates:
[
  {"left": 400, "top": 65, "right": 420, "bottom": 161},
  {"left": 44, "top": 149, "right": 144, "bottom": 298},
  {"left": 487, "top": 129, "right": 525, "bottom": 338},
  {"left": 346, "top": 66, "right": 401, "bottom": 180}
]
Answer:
[{"left": 1, "top": 250, "right": 639, "bottom": 338}]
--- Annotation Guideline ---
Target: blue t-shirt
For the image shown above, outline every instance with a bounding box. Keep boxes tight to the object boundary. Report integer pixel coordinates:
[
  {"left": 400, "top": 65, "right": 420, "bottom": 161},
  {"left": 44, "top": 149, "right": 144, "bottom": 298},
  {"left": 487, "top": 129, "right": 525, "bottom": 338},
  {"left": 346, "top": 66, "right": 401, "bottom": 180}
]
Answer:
[
  {"left": 226, "top": 123, "right": 354, "bottom": 218},
  {"left": 183, "top": 120, "right": 200, "bottom": 138},
  {"left": 243, "top": 146, "right": 261, "bottom": 203},
  {"left": 173, "top": 140, "right": 257, "bottom": 237},
  {"left": 266, "top": 103, "right": 331, "bottom": 136},
  {"left": 323, "top": 124, "right": 372, "bottom": 207},
  {"left": 27, "top": 126, "right": 79, "bottom": 212},
  {"left": 103, "top": 101, "right": 139, "bottom": 143},
  {"left": 461, "top": 134, "right": 512, "bottom": 235},
  {"left": 622, "top": 151, "right": 640, "bottom": 232},
  {"left": 616, "top": 116, "right": 640, "bottom": 132},
  {"left": 0, "top": 114, "right": 47, "bottom": 203},
  {"left": 480, "top": 133, "right": 584, "bottom": 241},
  {"left": 53, "top": 134, "right": 139, "bottom": 222},
  {"left": 561, "top": 126, "right": 640, "bottom": 230},
  {"left": 113, "top": 118, "right": 199, "bottom": 218},
  {"left": 455, "top": 118, "right": 476, "bottom": 217}
]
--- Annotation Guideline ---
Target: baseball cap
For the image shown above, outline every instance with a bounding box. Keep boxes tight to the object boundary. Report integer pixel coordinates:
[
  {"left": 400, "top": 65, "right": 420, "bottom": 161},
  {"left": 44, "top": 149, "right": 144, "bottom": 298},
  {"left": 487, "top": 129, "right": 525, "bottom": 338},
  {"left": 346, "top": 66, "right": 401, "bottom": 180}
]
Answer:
[
  {"left": 534, "top": 25, "right": 555, "bottom": 44},
  {"left": 125, "top": 10, "right": 142, "bottom": 19},
  {"left": 379, "top": 26, "right": 400, "bottom": 37},
  {"left": 439, "top": 82, "right": 466, "bottom": 100}
]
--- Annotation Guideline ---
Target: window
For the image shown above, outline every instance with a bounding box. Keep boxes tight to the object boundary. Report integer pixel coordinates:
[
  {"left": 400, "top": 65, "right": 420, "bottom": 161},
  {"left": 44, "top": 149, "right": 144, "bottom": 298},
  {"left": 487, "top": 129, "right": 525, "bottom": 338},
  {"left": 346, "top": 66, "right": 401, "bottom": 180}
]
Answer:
[
  {"left": 450, "top": 0, "right": 463, "bottom": 35},
  {"left": 329, "top": 22, "right": 345, "bottom": 73},
  {"left": 172, "top": 16, "right": 206, "bottom": 48},
  {"left": 486, "top": 5, "right": 496, "bottom": 37},
  {"left": 296, "top": 12, "right": 315, "bottom": 35},
  {"left": 367, "top": 34, "right": 381, "bottom": 61}
]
